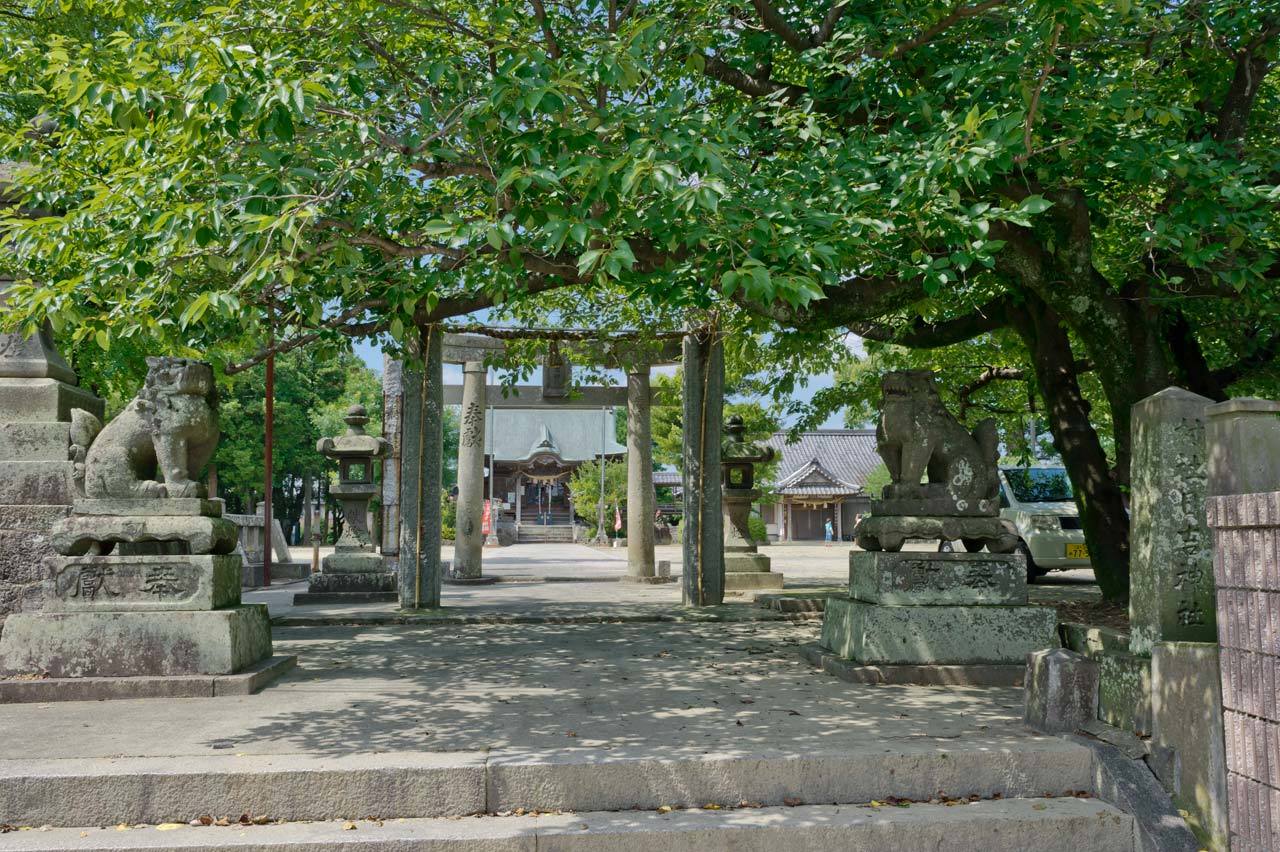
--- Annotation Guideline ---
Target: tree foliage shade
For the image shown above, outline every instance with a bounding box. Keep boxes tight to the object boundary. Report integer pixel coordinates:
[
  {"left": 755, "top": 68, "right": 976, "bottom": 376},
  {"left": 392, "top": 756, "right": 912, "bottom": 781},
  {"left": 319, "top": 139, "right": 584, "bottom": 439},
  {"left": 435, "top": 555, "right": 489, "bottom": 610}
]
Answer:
[{"left": 1, "top": 0, "right": 1276, "bottom": 600}]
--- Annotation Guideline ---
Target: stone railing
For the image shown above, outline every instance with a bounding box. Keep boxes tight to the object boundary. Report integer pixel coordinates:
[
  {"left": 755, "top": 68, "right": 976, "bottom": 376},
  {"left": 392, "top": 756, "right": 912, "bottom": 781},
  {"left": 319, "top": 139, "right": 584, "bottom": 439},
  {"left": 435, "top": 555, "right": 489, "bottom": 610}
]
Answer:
[{"left": 224, "top": 512, "right": 308, "bottom": 585}]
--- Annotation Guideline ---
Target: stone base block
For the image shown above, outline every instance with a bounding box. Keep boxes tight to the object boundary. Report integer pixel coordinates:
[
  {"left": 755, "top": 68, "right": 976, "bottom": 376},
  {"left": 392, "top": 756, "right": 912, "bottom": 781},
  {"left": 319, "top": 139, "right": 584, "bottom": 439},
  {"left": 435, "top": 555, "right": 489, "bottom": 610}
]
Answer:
[
  {"left": 0, "top": 421, "right": 71, "bottom": 461},
  {"left": 42, "top": 554, "right": 241, "bottom": 611},
  {"left": 0, "top": 459, "right": 75, "bottom": 505},
  {"left": 320, "top": 550, "right": 386, "bottom": 574},
  {"left": 724, "top": 571, "right": 784, "bottom": 591},
  {"left": 0, "top": 378, "right": 104, "bottom": 423},
  {"left": 292, "top": 591, "right": 399, "bottom": 604},
  {"left": 308, "top": 571, "right": 397, "bottom": 594},
  {"left": 820, "top": 597, "right": 1059, "bottom": 665},
  {"left": 800, "top": 643, "right": 1025, "bottom": 686},
  {"left": 1, "top": 506, "right": 69, "bottom": 622},
  {"left": 241, "top": 560, "right": 264, "bottom": 587},
  {"left": 1024, "top": 648, "right": 1100, "bottom": 733},
  {"left": 0, "top": 604, "right": 273, "bottom": 677},
  {"left": 1059, "top": 622, "right": 1130, "bottom": 659},
  {"left": 1098, "top": 651, "right": 1153, "bottom": 736},
  {"left": 443, "top": 575, "right": 500, "bottom": 585},
  {"left": 270, "top": 561, "right": 311, "bottom": 581},
  {"left": 0, "top": 654, "right": 296, "bottom": 703},
  {"left": 307, "top": 568, "right": 391, "bottom": 593},
  {"left": 724, "top": 552, "right": 772, "bottom": 573},
  {"left": 850, "top": 550, "right": 1026, "bottom": 605},
  {"left": 1152, "top": 641, "right": 1228, "bottom": 849}
]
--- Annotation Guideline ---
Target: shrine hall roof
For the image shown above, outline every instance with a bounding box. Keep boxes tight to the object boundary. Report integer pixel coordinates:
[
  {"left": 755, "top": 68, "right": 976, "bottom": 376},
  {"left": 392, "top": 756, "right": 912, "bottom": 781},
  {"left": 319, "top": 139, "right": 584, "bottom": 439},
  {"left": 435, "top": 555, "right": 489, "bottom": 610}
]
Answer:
[
  {"left": 764, "top": 429, "right": 881, "bottom": 497},
  {"left": 483, "top": 408, "right": 625, "bottom": 463}
]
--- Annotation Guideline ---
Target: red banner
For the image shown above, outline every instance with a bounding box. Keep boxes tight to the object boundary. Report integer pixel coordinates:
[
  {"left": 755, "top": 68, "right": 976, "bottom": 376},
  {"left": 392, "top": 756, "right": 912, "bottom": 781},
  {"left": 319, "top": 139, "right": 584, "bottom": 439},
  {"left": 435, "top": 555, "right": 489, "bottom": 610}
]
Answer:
[{"left": 482, "top": 500, "right": 492, "bottom": 536}]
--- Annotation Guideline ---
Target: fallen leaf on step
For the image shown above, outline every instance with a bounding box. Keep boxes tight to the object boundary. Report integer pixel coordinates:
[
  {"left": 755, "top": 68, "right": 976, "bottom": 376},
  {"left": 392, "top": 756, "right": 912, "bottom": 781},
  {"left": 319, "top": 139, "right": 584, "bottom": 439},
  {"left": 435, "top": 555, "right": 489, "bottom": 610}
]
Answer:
[
  {"left": 115, "top": 825, "right": 131, "bottom": 832},
  {"left": 657, "top": 806, "right": 673, "bottom": 814},
  {"left": 702, "top": 804, "right": 721, "bottom": 810},
  {"left": 156, "top": 823, "right": 185, "bottom": 831},
  {"left": 342, "top": 822, "right": 357, "bottom": 831},
  {"left": 783, "top": 798, "right": 802, "bottom": 807}
]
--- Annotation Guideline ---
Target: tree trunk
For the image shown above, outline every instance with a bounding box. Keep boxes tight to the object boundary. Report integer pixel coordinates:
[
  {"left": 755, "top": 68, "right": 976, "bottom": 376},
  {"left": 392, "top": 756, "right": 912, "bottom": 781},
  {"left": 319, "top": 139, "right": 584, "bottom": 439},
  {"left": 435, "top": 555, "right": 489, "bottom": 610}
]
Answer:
[{"left": 1012, "top": 294, "right": 1131, "bottom": 601}]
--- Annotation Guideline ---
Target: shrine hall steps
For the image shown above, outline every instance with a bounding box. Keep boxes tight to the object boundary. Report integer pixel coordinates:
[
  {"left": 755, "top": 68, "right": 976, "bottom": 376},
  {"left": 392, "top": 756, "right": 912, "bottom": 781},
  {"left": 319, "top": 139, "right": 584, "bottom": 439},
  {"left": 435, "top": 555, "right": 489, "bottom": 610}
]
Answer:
[
  {"left": 0, "top": 797, "right": 1134, "bottom": 851},
  {"left": 515, "top": 523, "right": 575, "bottom": 543}
]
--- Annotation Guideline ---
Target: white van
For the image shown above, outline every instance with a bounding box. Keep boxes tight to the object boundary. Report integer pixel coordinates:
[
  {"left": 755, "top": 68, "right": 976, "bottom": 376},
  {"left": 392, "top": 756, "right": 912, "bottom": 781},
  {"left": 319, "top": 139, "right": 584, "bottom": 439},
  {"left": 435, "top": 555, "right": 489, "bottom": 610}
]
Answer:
[{"left": 997, "top": 465, "right": 1091, "bottom": 579}]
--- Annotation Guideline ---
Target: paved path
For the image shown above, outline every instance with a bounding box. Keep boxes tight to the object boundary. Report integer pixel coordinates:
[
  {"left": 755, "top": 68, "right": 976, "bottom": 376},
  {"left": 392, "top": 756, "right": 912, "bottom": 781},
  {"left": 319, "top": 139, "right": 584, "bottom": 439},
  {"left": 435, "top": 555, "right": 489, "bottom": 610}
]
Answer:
[
  {"left": 260, "top": 541, "right": 1100, "bottom": 621},
  {"left": 0, "top": 619, "right": 1040, "bottom": 761}
]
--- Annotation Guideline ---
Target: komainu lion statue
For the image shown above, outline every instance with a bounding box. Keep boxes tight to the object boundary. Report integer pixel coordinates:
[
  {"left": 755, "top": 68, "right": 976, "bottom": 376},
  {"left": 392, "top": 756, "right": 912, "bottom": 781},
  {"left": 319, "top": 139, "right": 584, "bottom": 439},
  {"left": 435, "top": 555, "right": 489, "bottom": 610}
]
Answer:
[
  {"left": 876, "top": 370, "right": 1000, "bottom": 513},
  {"left": 77, "top": 357, "right": 219, "bottom": 499}
]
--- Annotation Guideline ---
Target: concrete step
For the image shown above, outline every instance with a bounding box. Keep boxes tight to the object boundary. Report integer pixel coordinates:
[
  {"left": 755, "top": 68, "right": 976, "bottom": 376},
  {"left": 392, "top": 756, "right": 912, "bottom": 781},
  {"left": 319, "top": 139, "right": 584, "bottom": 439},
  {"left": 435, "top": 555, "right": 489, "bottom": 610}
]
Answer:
[
  {"left": 0, "top": 740, "right": 1095, "bottom": 828},
  {"left": 516, "top": 525, "right": 576, "bottom": 543},
  {"left": 0, "top": 797, "right": 1134, "bottom": 851}
]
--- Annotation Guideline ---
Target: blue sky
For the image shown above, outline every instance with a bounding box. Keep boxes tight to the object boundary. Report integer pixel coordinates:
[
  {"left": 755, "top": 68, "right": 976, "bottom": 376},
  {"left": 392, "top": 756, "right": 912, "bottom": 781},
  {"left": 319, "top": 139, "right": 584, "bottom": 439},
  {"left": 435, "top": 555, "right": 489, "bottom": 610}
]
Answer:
[{"left": 352, "top": 338, "right": 847, "bottom": 428}]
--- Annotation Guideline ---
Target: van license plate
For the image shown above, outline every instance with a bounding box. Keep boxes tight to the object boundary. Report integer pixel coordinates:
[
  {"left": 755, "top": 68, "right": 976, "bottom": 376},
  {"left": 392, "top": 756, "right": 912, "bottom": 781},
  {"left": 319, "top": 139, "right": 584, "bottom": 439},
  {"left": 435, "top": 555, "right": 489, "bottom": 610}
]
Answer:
[{"left": 1065, "top": 544, "right": 1089, "bottom": 559}]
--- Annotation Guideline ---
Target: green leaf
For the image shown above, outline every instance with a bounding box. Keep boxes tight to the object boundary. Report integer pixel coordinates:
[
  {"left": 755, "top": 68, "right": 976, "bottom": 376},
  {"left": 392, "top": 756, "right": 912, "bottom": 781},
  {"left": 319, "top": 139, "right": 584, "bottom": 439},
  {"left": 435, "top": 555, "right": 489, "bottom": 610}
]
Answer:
[{"left": 1018, "top": 196, "right": 1053, "bottom": 215}]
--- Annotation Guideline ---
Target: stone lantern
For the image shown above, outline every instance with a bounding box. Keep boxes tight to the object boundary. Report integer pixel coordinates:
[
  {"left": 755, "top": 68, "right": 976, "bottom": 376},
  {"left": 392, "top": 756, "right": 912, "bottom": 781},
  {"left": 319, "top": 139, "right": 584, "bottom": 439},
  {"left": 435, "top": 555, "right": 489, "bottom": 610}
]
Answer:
[
  {"left": 721, "top": 415, "right": 784, "bottom": 591},
  {"left": 295, "top": 404, "right": 397, "bottom": 603}
]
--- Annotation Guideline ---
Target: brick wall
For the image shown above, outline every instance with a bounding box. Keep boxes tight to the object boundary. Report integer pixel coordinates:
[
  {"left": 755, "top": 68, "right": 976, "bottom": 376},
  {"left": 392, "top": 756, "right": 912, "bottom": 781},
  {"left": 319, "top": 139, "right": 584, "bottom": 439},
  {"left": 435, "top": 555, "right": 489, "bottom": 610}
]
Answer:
[{"left": 1207, "top": 492, "right": 1280, "bottom": 851}]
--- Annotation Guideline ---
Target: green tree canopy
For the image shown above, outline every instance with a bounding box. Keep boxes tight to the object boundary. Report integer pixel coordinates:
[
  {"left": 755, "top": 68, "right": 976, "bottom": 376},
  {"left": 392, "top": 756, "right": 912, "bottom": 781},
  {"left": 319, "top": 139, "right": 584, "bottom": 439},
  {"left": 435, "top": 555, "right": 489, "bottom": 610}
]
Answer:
[
  {"left": 214, "top": 345, "right": 381, "bottom": 519},
  {"left": 2, "top": 0, "right": 1276, "bottom": 599},
  {"left": 566, "top": 458, "right": 629, "bottom": 531}
]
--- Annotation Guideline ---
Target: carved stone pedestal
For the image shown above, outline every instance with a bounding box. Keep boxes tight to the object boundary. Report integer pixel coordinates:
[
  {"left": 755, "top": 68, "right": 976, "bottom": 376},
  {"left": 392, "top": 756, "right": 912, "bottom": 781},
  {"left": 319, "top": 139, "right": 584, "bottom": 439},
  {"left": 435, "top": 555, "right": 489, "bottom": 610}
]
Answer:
[
  {"left": 0, "top": 499, "right": 287, "bottom": 700},
  {"left": 809, "top": 551, "right": 1057, "bottom": 685}
]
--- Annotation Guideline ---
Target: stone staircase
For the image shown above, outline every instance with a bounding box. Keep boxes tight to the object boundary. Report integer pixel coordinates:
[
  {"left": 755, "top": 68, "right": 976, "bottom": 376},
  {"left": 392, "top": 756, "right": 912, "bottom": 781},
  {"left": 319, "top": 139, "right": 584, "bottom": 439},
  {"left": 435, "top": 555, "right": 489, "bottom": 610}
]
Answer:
[
  {"left": 0, "top": 741, "right": 1138, "bottom": 850},
  {"left": 516, "top": 523, "right": 576, "bottom": 543}
]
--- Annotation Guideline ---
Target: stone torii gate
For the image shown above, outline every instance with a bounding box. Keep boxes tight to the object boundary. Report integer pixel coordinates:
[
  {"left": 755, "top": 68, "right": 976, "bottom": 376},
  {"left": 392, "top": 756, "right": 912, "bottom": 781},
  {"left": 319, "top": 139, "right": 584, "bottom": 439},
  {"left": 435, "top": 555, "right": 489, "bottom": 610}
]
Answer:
[{"left": 387, "top": 327, "right": 725, "bottom": 608}]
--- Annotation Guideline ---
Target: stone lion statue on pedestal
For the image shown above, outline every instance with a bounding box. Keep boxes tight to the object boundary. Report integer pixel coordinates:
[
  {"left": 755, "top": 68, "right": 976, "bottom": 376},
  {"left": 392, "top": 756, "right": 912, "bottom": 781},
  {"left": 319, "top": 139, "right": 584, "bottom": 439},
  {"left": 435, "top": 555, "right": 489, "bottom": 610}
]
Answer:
[
  {"left": 876, "top": 370, "right": 1000, "bottom": 514},
  {"left": 77, "top": 357, "right": 219, "bottom": 499}
]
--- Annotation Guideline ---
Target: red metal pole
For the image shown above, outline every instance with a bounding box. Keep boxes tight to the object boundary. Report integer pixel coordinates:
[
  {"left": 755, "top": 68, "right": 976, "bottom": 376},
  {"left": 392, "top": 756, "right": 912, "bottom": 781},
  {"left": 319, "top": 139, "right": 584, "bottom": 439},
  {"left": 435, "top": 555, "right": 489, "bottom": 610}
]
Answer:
[{"left": 263, "top": 312, "right": 274, "bottom": 587}]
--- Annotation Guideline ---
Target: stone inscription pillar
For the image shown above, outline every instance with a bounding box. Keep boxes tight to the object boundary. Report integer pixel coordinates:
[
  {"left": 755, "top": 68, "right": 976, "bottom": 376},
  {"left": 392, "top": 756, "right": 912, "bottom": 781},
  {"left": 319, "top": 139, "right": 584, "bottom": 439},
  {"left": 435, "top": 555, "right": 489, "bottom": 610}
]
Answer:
[
  {"left": 625, "top": 368, "right": 656, "bottom": 580},
  {"left": 681, "top": 331, "right": 724, "bottom": 606},
  {"left": 381, "top": 354, "right": 404, "bottom": 563},
  {"left": 398, "top": 328, "right": 444, "bottom": 608},
  {"left": 1205, "top": 397, "right": 1280, "bottom": 852},
  {"left": 453, "top": 361, "right": 486, "bottom": 579},
  {"left": 1129, "top": 386, "right": 1216, "bottom": 654}
]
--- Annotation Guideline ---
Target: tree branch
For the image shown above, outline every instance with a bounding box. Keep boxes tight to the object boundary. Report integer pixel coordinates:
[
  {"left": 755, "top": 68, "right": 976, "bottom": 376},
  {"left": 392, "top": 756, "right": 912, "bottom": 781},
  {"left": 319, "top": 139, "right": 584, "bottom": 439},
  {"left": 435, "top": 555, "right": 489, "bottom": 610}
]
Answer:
[
  {"left": 359, "top": 28, "right": 434, "bottom": 91},
  {"left": 814, "top": 2, "right": 849, "bottom": 46},
  {"left": 530, "top": 0, "right": 562, "bottom": 59},
  {"left": 880, "top": 0, "right": 1009, "bottom": 58},
  {"left": 849, "top": 297, "right": 1012, "bottom": 347},
  {"left": 315, "top": 218, "right": 466, "bottom": 259},
  {"left": 1213, "top": 34, "right": 1276, "bottom": 145},
  {"left": 703, "top": 54, "right": 804, "bottom": 99},
  {"left": 751, "top": 0, "right": 814, "bottom": 52},
  {"left": 733, "top": 273, "right": 927, "bottom": 330}
]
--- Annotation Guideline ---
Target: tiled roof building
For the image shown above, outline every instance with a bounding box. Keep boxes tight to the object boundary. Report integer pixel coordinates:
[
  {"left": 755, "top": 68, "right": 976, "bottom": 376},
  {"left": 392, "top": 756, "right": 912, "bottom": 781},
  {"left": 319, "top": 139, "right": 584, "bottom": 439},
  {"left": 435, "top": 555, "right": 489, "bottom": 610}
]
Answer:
[{"left": 763, "top": 429, "right": 882, "bottom": 541}]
